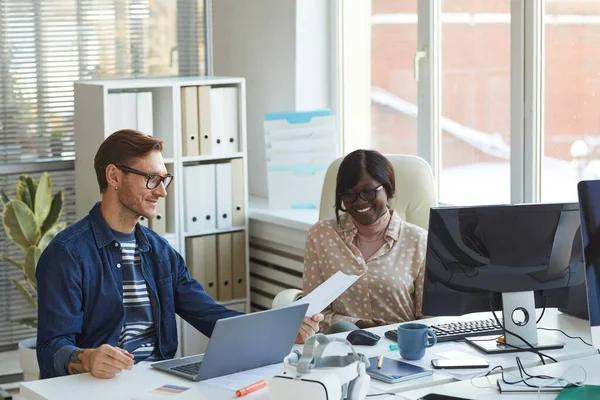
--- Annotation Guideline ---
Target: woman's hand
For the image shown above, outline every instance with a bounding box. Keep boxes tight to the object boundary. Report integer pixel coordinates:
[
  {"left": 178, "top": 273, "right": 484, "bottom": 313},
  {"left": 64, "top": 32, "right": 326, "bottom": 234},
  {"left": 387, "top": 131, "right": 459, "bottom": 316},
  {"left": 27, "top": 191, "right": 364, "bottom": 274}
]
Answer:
[
  {"left": 355, "top": 318, "right": 387, "bottom": 329},
  {"left": 295, "top": 313, "right": 324, "bottom": 344}
]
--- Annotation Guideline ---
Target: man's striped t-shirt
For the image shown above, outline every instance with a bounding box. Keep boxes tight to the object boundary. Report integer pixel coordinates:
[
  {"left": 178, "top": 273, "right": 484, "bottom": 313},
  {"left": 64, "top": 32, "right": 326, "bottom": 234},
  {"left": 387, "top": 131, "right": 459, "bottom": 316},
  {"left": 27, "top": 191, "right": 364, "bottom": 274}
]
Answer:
[{"left": 112, "top": 229, "right": 158, "bottom": 362}]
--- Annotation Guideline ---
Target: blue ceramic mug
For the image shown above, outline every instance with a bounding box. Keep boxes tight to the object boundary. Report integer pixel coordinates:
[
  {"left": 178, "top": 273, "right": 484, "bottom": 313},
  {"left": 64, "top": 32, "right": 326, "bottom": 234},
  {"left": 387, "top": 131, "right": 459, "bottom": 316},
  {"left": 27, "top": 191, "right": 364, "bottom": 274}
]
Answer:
[{"left": 397, "top": 322, "right": 437, "bottom": 360}]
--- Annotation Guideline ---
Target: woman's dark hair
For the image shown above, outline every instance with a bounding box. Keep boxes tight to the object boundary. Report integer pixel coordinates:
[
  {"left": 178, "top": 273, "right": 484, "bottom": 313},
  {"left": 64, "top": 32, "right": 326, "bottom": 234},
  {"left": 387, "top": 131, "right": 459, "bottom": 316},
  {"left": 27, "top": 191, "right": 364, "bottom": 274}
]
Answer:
[{"left": 334, "top": 149, "right": 395, "bottom": 223}]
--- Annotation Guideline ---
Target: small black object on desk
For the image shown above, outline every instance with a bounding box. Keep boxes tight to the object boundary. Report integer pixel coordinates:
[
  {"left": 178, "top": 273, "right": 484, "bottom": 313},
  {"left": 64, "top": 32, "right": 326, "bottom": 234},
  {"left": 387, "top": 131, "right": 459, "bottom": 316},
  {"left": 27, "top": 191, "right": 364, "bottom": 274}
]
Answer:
[{"left": 346, "top": 329, "right": 380, "bottom": 346}]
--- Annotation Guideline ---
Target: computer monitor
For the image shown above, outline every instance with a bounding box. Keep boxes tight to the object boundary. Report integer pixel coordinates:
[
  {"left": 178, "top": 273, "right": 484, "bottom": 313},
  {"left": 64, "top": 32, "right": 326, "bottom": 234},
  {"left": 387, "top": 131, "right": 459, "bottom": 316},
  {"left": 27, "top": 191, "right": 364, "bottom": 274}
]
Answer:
[
  {"left": 422, "top": 203, "right": 585, "bottom": 353},
  {"left": 577, "top": 180, "right": 600, "bottom": 348}
]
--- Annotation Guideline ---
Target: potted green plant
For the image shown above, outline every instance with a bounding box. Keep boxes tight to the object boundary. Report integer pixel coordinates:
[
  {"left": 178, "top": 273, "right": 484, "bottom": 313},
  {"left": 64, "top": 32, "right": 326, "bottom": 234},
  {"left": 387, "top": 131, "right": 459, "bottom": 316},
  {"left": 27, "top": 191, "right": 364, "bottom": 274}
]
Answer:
[{"left": 0, "top": 172, "right": 65, "bottom": 381}]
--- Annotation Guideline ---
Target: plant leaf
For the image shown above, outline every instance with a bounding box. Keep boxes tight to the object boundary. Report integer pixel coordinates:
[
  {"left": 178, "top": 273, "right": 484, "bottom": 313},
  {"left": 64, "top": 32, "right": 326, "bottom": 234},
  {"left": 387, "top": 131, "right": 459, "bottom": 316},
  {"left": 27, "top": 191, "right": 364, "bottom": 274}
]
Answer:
[
  {"left": 2, "top": 200, "right": 41, "bottom": 250},
  {"left": 38, "top": 222, "right": 66, "bottom": 252},
  {"left": 11, "top": 278, "right": 38, "bottom": 310},
  {"left": 34, "top": 172, "right": 51, "bottom": 227},
  {"left": 23, "top": 246, "right": 41, "bottom": 288},
  {"left": 16, "top": 176, "right": 33, "bottom": 210},
  {"left": 41, "top": 190, "right": 63, "bottom": 235},
  {"left": 25, "top": 175, "right": 37, "bottom": 210},
  {"left": 0, "top": 254, "right": 23, "bottom": 271},
  {"left": 11, "top": 317, "right": 37, "bottom": 329},
  {"left": 25, "top": 278, "right": 36, "bottom": 293},
  {"left": 0, "top": 191, "right": 9, "bottom": 205}
]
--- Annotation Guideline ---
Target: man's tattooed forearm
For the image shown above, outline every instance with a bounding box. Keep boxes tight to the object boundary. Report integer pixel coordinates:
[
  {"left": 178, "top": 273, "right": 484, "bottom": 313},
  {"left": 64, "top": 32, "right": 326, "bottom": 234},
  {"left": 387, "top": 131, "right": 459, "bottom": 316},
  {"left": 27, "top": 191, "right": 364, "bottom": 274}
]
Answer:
[
  {"left": 69, "top": 366, "right": 82, "bottom": 374},
  {"left": 67, "top": 350, "right": 85, "bottom": 374}
]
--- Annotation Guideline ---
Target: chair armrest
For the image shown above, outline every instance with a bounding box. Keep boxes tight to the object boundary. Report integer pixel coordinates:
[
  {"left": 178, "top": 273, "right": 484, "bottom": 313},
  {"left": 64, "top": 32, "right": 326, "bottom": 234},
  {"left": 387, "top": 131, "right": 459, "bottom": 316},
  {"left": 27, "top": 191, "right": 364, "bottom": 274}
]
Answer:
[{"left": 272, "top": 289, "right": 303, "bottom": 309}]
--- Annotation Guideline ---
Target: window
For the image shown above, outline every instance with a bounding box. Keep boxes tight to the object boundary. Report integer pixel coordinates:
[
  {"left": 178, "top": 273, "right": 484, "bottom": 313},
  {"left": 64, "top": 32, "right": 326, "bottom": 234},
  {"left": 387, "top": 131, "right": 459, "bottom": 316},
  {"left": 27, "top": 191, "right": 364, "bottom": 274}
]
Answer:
[
  {"left": 342, "top": 0, "right": 599, "bottom": 206},
  {"left": 440, "top": 1, "right": 511, "bottom": 205},
  {"left": 541, "top": 0, "right": 600, "bottom": 202},
  {"left": 349, "top": 0, "right": 513, "bottom": 205},
  {"left": 0, "top": 0, "right": 206, "bottom": 350},
  {"left": 370, "top": 0, "right": 419, "bottom": 155}
]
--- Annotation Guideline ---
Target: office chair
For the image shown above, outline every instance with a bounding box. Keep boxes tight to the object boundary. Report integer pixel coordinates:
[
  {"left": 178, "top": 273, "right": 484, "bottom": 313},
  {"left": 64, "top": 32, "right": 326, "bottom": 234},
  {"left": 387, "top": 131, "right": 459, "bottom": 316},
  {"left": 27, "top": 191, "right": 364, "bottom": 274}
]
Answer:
[{"left": 271, "top": 154, "right": 437, "bottom": 309}]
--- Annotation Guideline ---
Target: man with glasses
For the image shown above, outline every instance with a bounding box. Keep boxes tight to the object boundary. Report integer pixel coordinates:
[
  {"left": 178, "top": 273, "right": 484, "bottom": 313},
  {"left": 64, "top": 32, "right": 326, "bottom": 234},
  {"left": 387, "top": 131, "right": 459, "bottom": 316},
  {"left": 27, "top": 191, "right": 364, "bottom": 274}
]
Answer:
[{"left": 36, "top": 129, "right": 322, "bottom": 379}]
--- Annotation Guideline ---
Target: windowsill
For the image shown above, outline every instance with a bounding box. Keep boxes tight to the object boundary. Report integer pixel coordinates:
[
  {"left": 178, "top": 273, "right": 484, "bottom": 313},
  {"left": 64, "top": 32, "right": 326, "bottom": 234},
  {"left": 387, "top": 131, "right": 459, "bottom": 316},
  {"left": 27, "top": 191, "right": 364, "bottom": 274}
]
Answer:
[{"left": 249, "top": 196, "right": 319, "bottom": 232}]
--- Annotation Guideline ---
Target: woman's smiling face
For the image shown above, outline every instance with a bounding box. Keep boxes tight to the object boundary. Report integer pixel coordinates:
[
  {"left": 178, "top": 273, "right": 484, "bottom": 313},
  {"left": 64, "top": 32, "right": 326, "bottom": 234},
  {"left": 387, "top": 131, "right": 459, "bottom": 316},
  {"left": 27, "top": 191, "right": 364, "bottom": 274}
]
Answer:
[{"left": 341, "top": 171, "right": 388, "bottom": 226}]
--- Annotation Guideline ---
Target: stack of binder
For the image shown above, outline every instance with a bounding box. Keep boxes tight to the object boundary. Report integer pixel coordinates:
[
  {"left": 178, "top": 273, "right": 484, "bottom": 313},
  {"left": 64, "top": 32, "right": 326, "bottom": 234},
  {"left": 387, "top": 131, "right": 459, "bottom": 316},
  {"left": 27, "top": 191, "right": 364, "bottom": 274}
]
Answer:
[
  {"left": 185, "top": 232, "right": 247, "bottom": 301},
  {"left": 181, "top": 85, "right": 239, "bottom": 157},
  {"left": 182, "top": 159, "right": 245, "bottom": 234},
  {"left": 106, "top": 91, "right": 153, "bottom": 136},
  {"left": 264, "top": 110, "right": 337, "bottom": 209}
]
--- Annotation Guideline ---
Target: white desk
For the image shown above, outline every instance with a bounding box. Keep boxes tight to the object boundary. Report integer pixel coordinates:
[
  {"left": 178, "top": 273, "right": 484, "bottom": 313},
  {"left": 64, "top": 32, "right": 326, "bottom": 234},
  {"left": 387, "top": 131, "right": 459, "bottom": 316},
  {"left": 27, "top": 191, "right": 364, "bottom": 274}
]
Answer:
[
  {"left": 21, "top": 309, "right": 594, "bottom": 400},
  {"left": 322, "top": 308, "right": 595, "bottom": 394},
  {"left": 399, "top": 353, "right": 600, "bottom": 399}
]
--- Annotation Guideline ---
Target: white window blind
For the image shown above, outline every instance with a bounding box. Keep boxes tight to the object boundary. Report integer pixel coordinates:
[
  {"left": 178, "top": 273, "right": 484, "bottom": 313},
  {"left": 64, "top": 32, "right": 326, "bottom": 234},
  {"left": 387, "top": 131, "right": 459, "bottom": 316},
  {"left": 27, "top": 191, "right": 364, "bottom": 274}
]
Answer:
[{"left": 0, "top": 0, "right": 206, "bottom": 350}]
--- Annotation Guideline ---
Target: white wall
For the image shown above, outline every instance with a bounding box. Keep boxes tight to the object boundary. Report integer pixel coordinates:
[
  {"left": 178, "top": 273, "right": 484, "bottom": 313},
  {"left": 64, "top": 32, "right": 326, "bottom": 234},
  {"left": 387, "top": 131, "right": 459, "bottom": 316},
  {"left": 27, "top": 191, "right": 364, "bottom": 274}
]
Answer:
[
  {"left": 295, "top": 0, "right": 331, "bottom": 110},
  {"left": 212, "top": 0, "right": 333, "bottom": 198}
]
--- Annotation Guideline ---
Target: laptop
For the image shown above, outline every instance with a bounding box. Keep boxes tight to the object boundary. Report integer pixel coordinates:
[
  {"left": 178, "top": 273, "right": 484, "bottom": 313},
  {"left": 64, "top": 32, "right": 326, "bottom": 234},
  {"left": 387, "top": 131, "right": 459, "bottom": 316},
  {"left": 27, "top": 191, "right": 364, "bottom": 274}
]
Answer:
[
  {"left": 151, "top": 303, "right": 308, "bottom": 381},
  {"left": 577, "top": 180, "right": 600, "bottom": 348}
]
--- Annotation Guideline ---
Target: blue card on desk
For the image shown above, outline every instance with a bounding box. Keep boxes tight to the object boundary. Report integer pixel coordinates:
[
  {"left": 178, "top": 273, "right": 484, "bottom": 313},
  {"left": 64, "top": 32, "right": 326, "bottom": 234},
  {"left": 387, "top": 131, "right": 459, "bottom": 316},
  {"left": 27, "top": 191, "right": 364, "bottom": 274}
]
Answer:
[{"left": 366, "top": 357, "right": 433, "bottom": 384}]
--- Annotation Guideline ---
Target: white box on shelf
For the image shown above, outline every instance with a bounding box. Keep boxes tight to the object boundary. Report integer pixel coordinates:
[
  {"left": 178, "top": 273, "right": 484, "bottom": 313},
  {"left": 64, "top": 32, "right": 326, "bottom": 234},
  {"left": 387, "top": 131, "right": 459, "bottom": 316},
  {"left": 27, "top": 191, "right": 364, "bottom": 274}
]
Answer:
[
  {"left": 264, "top": 111, "right": 335, "bottom": 140},
  {"left": 267, "top": 135, "right": 337, "bottom": 153},
  {"left": 264, "top": 110, "right": 336, "bottom": 210},
  {"left": 267, "top": 164, "right": 328, "bottom": 210}
]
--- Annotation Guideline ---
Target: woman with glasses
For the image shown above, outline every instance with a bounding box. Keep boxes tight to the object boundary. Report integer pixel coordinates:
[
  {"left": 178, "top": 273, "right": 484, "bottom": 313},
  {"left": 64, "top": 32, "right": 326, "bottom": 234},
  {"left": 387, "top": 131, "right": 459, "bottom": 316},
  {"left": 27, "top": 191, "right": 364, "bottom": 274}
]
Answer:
[{"left": 303, "top": 149, "right": 428, "bottom": 333}]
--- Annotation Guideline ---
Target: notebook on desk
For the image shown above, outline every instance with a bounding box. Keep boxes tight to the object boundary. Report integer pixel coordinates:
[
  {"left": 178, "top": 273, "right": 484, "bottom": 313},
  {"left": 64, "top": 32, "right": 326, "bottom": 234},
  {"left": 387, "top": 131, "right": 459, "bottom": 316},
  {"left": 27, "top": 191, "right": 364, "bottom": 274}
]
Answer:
[{"left": 365, "top": 356, "right": 433, "bottom": 384}]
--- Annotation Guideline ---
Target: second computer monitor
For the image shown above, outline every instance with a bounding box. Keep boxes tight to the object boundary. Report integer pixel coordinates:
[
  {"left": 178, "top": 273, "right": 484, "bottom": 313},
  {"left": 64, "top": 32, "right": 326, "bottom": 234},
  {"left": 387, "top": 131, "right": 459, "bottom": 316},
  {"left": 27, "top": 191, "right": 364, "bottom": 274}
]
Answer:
[
  {"left": 422, "top": 202, "right": 585, "bottom": 351},
  {"left": 577, "top": 180, "right": 600, "bottom": 348}
]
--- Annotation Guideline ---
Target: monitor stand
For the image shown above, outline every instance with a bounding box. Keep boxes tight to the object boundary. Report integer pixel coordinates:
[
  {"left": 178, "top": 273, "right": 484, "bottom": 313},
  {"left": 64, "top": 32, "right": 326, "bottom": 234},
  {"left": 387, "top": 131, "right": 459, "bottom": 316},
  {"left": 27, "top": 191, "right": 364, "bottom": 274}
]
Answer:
[{"left": 466, "top": 291, "right": 564, "bottom": 354}]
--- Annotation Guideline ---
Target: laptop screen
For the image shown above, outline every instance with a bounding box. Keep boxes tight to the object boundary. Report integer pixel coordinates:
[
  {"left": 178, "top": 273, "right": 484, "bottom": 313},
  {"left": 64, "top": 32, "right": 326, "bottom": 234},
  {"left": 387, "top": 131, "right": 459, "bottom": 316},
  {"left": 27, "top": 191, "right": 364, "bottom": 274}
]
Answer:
[{"left": 577, "top": 180, "right": 600, "bottom": 347}]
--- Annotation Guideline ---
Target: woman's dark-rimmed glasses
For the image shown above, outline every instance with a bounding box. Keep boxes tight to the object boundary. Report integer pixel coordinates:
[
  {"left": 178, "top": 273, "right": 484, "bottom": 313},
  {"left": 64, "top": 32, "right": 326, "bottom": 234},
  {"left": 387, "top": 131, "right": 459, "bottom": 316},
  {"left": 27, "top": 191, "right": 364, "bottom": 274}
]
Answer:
[
  {"left": 339, "top": 185, "right": 383, "bottom": 203},
  {"left": 115, "top": 164, "right": 174, "bottom": 190}
]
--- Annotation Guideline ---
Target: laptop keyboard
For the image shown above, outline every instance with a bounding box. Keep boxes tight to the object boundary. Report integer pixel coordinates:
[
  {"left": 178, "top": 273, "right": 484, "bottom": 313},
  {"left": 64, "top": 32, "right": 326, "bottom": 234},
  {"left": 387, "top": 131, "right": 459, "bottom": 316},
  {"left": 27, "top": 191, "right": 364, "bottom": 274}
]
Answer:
[{"left": 171, "top": 361, "right": 202, "bottom": 375}]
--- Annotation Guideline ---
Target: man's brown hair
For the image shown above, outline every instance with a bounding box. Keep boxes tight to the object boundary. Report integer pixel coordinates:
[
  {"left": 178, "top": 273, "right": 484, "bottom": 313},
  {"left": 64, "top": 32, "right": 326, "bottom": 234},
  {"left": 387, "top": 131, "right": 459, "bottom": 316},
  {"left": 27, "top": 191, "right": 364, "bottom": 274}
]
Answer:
[{"left": 94, "top": 129, "right": 164, "bottom": 193}]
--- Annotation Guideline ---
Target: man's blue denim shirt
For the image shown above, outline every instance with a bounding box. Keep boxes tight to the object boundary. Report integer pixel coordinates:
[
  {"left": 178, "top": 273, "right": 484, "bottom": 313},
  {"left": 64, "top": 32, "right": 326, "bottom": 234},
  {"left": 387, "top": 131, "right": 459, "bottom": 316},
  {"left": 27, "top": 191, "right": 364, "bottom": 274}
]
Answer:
[{"left": 36, "top": 203, "right": 242, "bottom": 379}]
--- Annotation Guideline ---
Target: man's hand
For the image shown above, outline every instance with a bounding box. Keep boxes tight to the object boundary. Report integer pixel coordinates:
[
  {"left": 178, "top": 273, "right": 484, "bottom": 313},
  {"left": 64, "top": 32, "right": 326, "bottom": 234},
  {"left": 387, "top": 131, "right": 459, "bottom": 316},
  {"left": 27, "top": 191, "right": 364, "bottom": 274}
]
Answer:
[
  {"left": 69, "top": 344, "right": 134, "bottom": 379},
  {"left": 355, "top": 318, "right": 386, "bottom": 329},
  {"left": 295, "top": 313, "right": 324, "bottom": 344}
]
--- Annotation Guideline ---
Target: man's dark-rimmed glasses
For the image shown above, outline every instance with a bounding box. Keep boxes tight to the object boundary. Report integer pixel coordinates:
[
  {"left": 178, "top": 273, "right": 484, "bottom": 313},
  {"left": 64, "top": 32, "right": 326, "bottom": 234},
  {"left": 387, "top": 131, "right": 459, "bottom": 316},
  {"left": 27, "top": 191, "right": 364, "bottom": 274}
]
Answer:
[{"left": 115, "top": 164, "right": 174, "bottom": 190}]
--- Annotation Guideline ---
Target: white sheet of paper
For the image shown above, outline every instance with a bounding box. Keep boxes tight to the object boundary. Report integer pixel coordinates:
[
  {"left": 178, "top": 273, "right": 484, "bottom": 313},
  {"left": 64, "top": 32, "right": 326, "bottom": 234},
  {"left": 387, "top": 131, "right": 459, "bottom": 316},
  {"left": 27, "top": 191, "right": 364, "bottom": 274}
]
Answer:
[
  {"left": 294, "top": 271, "right": 361, "bottom": 316},
  {"left": 202, "top": 363, "right": 283, "bottom": 391}
]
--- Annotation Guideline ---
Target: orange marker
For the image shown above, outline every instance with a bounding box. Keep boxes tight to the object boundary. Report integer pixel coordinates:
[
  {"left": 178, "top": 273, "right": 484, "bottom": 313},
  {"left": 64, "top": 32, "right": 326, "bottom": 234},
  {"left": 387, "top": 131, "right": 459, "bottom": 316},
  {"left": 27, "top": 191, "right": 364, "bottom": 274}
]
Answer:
[{"left": 235, "top": 380, "right": 267, "bottom": 397}]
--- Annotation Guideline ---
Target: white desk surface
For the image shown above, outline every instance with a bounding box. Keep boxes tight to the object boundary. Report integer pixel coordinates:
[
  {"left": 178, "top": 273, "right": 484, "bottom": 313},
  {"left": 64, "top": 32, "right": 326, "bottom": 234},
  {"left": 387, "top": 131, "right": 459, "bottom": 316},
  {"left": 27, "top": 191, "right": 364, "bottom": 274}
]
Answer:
[
  {"left": 399, "top": 353, "right": 600, "bottom": 400},
  {"left": 21, "top": 309, "right": 595, "bottom": 400},
  {"left": 19, "top": 361, "right": 389, "bottom": 400}
]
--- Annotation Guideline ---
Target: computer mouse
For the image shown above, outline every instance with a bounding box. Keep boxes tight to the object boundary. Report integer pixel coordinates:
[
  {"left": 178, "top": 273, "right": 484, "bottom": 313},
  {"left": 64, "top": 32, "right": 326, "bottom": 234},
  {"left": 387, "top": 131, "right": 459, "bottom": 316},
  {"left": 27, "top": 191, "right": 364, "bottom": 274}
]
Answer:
[{"left": 346, "top": 329, "right": 381, "bottom": 346}]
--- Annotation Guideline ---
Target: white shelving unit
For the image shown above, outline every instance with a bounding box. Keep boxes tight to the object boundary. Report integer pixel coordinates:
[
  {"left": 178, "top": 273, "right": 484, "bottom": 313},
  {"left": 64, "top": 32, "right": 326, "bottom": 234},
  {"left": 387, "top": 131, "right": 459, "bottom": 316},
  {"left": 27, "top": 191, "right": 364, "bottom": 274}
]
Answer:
[{"left": 74, "top": 76, "right": 250, "bottom": 357}]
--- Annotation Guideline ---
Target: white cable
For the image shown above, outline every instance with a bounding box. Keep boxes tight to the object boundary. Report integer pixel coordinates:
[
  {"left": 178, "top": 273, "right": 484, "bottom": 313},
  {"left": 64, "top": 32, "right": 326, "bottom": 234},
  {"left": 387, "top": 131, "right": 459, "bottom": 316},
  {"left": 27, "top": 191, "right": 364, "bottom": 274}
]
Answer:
[
  {"left": 496, "top": 363, "right": 586, "bottom": 399},
  {"left": 535, "top": 364, "right": 587, "bottom": 400},
  {"left": 469, "top": 366, "right": 501, "bottom": 389}
]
